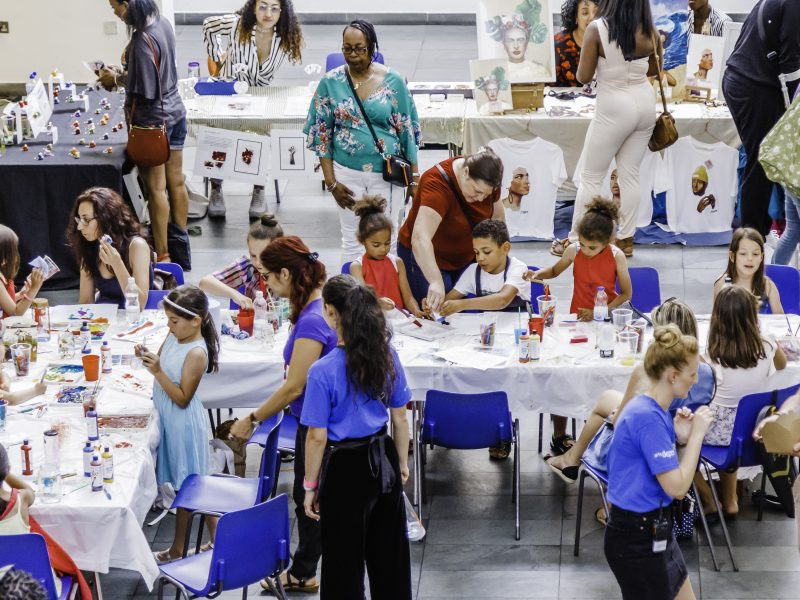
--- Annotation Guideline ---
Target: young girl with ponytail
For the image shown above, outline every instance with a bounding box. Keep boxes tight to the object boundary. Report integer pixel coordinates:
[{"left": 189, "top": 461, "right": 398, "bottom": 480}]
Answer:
[{"left": 140, "top": 285, "right": 220, "bottom": 563}]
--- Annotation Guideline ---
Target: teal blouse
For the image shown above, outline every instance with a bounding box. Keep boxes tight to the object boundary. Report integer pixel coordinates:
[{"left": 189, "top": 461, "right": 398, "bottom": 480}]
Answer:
[{"left": 303, "top": 66, "right": 421, "bottom": 173}]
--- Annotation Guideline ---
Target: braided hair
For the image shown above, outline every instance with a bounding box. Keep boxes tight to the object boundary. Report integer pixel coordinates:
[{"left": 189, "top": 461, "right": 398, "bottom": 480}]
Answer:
[{"left": 344, "top": 19, "right": 379, "bottom": 61}]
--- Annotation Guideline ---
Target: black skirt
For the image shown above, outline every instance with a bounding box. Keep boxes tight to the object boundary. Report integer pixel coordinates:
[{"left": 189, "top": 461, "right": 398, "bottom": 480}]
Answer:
[{"left": 604, "top": 506, "right": 689, "bottom": 600}]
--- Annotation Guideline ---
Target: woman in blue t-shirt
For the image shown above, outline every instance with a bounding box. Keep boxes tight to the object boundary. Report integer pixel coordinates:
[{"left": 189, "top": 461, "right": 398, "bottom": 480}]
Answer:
[
  {"left": 229, "top": 235, "right": 337, "bottom": 594},
  {"left": 301, "top": 275, "right": 411, "bottom": 600},
  {"left": 605, "top": 325, "right": 713, "bottom": 600}
]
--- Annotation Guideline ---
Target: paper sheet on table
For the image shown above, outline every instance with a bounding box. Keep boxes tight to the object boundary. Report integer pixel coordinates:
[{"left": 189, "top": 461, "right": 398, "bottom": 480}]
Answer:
[
  {"left": 113, "top": 318, "right": 168, "bottom": 344},
  {"left": 49, "top": 304, "right": 119, "bottom": 324},
  {"left": 284, "top": 95, "right": 313, "bottom": 117},
  {"left": 394, "top": 320, "right": 455, "bottom": 342},
  {"left": 434, "top": 346, "right": 511, "bottom": 370}
]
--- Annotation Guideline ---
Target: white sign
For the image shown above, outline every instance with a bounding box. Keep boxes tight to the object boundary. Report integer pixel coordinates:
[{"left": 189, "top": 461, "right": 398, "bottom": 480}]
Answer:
[
  {"left": 25, "top": 79, "right": 53, "bottom": 139},
  {"left": 269, "top": 129, "right": 318, "bottom": 179},
  {"left": 193, "top": 126, "right": 271, "bottom": 185}
]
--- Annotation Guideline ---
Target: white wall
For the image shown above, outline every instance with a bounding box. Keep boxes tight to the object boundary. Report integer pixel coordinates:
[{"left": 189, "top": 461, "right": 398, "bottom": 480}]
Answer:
[
  {"left": 176, "top": 0, "right": 757, "bottom": 14},
  {"left": 0, "top": 0, "right": 173, "bottom": 84}
]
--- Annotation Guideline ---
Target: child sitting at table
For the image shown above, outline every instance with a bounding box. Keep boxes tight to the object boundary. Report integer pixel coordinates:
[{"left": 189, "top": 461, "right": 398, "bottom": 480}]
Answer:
[
  {"left": 350, "top": 196, "right": 424, "bottom": 316},
  {"left": 0, "top": 368, "right": 46, "bottom": 405},
  {"left": 713, "top": 227, "right": 783, "bottom": 314},
  {"left": 0, "top": 225, "right": 44, "bottom": 318},
  {"left": 439, "top": 219, "right": 530, "bottom": 316},
  {"left": 524, "top": 197, "right": 632, "bottom": 322},
  {"left": 199, "top": 213, "right": 283, "bottom": 309},
  {"left": 140, "top": 285, "right": 219, "bottom": 564}
]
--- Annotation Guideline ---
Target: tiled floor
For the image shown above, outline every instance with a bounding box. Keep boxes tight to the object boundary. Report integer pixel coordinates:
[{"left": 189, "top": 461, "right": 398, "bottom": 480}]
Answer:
[{"left": 80, "top": 23, "right": 799, "bottom": 600}]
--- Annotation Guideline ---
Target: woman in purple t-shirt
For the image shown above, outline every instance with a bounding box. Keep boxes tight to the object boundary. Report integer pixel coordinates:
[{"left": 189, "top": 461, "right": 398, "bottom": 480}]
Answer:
[{"left": 229, "top": 235, "right": 337, "bottom": 594}]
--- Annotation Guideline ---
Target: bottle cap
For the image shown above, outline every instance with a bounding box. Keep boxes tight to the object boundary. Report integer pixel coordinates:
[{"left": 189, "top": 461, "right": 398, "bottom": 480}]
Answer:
[
  {"left": 597, "top": 286, "right": 604, "bottom": 291},
  {"left": 93, "top": 455, "right": 99, "bottom": 460},
  {"left": 85, "top": 441, "right": 91, "bottom": 447},
  {"left": 104, "top": 446, "right": 109, "bottom": 452},
  {"left": 87, "top": 410, "right": 97, "bottom": 417},
  {"left": 23, "top": 438, "right": 29, "bottom": 445}
]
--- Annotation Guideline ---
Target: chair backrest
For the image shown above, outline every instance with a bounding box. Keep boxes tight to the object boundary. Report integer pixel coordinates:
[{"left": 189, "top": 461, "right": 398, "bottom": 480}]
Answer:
[
  {"left": 422, "top": 390, "right": 512, "bottom": 449},
  {"left": 527, "top": 265, "right": 545, "bottom": 303},
  {"left": 341, "top": 261, "right": 352, "bottom": 275},
  {"left": 617, "top": 266, "right": 661, "bottom": 313},
  {"left": 205, "top": 495, "right": 291, "bottom": 593},
  {"left": 248, "top": 411, "right": 283, "bottom": 503},
  {"left": 776, "top": 384, "right": 800, "bottom": 409},
  {"left": 277, "top": 413, "right": 298, "bottom": 452},
  {"left": 145, "top": 289, "right": 168, "bottom": 310},
  {"left": 0, "top": 533, "right": 60, "bottom": 599},
  {"left": 718, "top": 390, "right": 777, "bottom": 469},
  {"left": 155, "top": 261, "right": 185, "bottom": 285},
  {"left": 229, "top": 285, "right": 247, "bottom": 310},
  {"left": 325, "top": 51, "right": 385, "bottom": 72},
  {"left": 765, "top": 264, "right": 800, "bottom": 314}
]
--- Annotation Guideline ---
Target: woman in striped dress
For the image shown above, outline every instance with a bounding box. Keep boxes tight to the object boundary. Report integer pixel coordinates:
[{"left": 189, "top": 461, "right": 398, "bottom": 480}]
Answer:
[{"left": 202, "top": 0, "right": 304, "bottom": 220}]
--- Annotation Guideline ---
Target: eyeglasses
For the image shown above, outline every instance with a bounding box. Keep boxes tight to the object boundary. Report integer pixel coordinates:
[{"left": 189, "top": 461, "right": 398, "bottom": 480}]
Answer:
[
  {"left": 341, "top": 45, "right": 369, "bottom": 56},
  {"left": 261, "top": 270, "right": 273, "bottom": 278},
  {"left": 74, "top": 216, "right": 97, "bottom": 227}
]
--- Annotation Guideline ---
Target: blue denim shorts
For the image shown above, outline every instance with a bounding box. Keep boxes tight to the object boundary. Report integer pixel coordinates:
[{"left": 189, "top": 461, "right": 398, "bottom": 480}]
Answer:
[{"left": 167, "top": 117, "right": 187, "bottom": 150}]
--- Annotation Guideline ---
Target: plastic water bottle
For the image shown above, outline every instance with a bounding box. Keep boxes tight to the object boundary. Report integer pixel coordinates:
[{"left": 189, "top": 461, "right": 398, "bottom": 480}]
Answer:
[
  {"left": 125, "top": 277, "right": 140, "bottom": 324},
  {"left": 187, "top": 61, "right": 200, "bottom": 80},
  {"left": 253, "top": 291, "right": 270, "bottom": 342},
  {"left": 593, "top": 286, "right": 609, "bottom": 322}
]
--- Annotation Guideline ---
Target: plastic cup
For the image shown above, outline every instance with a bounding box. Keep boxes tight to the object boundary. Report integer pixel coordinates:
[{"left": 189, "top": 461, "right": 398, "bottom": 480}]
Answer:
[
  {"left": 11, "top": 343, "right": 31, "bottom": 376},
  {"left": 536, "top": 295, "right": 557, "bottom": 327},
  {"left": 479, "top": 314, "right": 497, "bottom": 347},
  {"left": 82, "top": 354, "right": 100, "bottom": 382},
  {"left": 528, "top": 317, "right": 544, "bottom": 340},
  {"left": 81, "top": 389, "right": 97, "bottom": 416},
  {"left": 627, "top": 318, "right": 647, "bottom": 353},
  {"left": 611, "top": 308, "right": 633, "bottom": 333},
  {"left": 238, "top": 308, "right": 254, "bottom": 336},
  {"left": 0, "top": 399, "right": 6, "bottom": 432},
  {"left": 618, "top": 331, "right": 639, "bottom": 366}
]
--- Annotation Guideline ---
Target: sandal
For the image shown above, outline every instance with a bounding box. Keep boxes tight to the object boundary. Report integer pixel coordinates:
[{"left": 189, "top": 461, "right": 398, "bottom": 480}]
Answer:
[
  {"left": 595, "top": 506, "right": 607, "bottom": 527},
  {"left": 261, "top": 572, "right": 320, "bottom": 594},
  {"left": 152, "top": 549, "right": 182, "bottom": 564},
  {"left": 550, "top": 433, "right": 576, "bottom": 456},
  {"left": 615, "top": 236, "right": 634, "bottom": 258},
  {"left": 185, "top": 542, "right": 214, "bottom": 556},
  {"left": 550, "top": 237, "right": 569, "bottom": 257},
  {"left": 489, "top": 441, "right": 511, "bottom": 460},
  {"left": 544, "top": 454, "right": 578, "bottom": 484},
  {"left": 156, "top": 253, "right": 172, "bottom": 263}
]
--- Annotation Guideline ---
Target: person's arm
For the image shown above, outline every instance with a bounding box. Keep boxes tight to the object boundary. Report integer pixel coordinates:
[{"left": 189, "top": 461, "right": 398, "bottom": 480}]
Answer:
[
  {"left": 656, "top": 405, "right": 713, "bottom": 498},
  {"left": 647, "top": 35, "right": 663, "bottom": 78},
  {"left": 609, "top": 251, "right": 632, "bottom": 310},
  {"left": 199, "top": 274, "right": 252, "bottom": 309},
  {"left": 349, "top": 261, "right": 365, "bottom": 285},
  {"left": 410, "top": 206, "right": 447, "bottom": 311},
  {"left": 774, "top": 343, "right": 788, "bottom": 371},
  {"left": 441, "top": 285, "right": 519, "bottom": 316},
  {"left": 99, "top": 237, "right": 149, "bottom": 307},
  {"left": 14, "top": 269, "right": 44, "bottom": 316},
  {"left": 303, "top": 425, "right": 327, "bottom": 521},
  {"left": 78, "top": 268, "right": 95, "bottom": 304},
  {"left": 525, "top": 245, "right": 576, "bottom": 281},
  {"left": 491, "top": 198, "right": 506, "bottom": 222},
  {"left": 391, "top": 406, "right": 410, "bottom": 483},
  {"left": 576, "top": 22, "right": 600, "bottom": 84},
  {"left": 230, "top": 338, "right": 324, "bottom": 440},
  {"left": 393, "top": 76, "right": 422, "bottom": 201},
  {"left": 610, "top": 365, "right": 649, "bottom": 425},
  {"left": 766, "top": 278, "right": 785, "bottom": 315},
  {"left": 203, "top": 14, "right": 234, "bottom": 74},
  {"left": 711, "top": 275, "right": 724, "bottom": 307},
  {"left": 0, "top": 369, "right": 9, "bottom": 392},
  {"left": 778, "top": 0, "right": 800, "bottom": 87},
  {"left": 0, "top": 382, "right": 47, "bottom": 406},
  {"left": 395, "top": 258, "right": 423, "bottom": 317},
  {"left": 142, "top": 347, "right": 207, "bottom": 408},
  {"left": 4, "top": 473, "right": 35, "bottom": 513}
]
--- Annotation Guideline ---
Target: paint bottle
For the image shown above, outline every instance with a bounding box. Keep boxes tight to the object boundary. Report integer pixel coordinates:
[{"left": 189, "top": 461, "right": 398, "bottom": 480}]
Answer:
[
  {"left": 101, "top": 341, "right": 112, "bottom": 374},
  {"left": 530, "top": 333, "right": 541, "bottom": 362},
  {"left": 83, "top": 441, "right": 93, "bottom": 477},
  {"left": 90, "top": 455, "right": 103, "bottom": 492},
  {"left": 21, "top": 439, "right": 33, "bottom": 476},
  {"left": 79, "top": 320, "right": 91, "bottom": 352},
  {"left": 102, "top": 446, "right": 114, "bottom": 483},
  {"left": 86, "top": 410, "right": 99, "bottom": 441},
  {"left": 518, "top": 333, "right": 530, "bottom": 363}
]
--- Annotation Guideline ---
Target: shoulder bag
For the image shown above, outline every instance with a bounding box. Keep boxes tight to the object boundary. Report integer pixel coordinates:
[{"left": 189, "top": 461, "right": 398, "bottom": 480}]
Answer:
[
  {"left": 127, "top": 31, "right": 170, "bottom": 168},
  {"left": 648, "top": 33, "right": 679, "bottom": 152},
  {"left": 344, "top": 68, "right": 413, "bottom": 188}
]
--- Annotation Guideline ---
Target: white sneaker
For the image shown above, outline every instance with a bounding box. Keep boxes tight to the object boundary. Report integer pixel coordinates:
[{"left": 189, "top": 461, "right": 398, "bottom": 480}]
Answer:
[
  {"left": 208, "top": 187, "right": 226, "bottom": 219},
  {"left": 766, "top": 230, "right": 780, "bottom": 249},
  {"left": 249, "top": 186, "right": 267, "bottom": 220}
]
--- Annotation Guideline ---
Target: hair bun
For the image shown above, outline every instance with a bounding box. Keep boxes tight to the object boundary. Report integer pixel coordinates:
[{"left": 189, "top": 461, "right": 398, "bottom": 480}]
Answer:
[
  {"left": 260, "top": 213, "right": 278, "bottom": 227},
  {"left": 353, "top": 195, "right": 387, "bottom": 218},
  {"left": 585, "top": 196, "right": 619, "bottom": 223},
  {"left": 653, "top": 324, "right": 681, "bottom": 349}
]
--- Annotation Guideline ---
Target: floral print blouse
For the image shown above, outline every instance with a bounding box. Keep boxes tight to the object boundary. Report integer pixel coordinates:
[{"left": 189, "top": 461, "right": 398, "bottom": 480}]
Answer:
[
  {"left": 554, "top": 30, "right": 582, "bottom": 87},
  {"left": 303, "top": 66, "right": 421, "bottom": 173}
]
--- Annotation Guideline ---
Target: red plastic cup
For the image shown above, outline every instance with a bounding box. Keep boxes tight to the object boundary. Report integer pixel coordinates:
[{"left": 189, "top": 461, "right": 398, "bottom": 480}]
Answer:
[
  {"left": 82, "top": 354, "right": 100, "bottom": 382},
  {"left": 238, "top": 308, "right": 254, "bottom": 336},
  {"left": 528, "top": 317, "right": 544, "bottom": 340}
]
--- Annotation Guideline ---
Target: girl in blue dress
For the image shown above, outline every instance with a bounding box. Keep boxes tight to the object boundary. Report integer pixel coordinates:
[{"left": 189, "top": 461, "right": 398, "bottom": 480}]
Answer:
[{"left": 139, "top": 285, "right": 219, "bottom": 564}]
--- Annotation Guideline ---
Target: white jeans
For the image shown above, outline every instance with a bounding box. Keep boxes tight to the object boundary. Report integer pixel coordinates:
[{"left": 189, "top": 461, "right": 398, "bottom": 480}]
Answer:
[{"left": 333, "top": 162, "right": 404, "bottom": 263}]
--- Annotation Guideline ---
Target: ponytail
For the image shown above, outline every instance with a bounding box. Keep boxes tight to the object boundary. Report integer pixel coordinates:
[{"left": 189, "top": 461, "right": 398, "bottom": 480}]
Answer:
[{"left": 164, "top": 285, "right": 220, "bottom": 374}]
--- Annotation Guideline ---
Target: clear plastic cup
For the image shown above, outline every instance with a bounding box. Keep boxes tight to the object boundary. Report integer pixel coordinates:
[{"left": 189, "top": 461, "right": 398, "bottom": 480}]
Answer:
[
  {"left": 618, "top": 331, "right": 639, "bottom": 366},
  {"left": 536, "top": 295, "right": 557, "bottom": 327},
  {"left": 11, "top": 343, "right": 31, "bottom": 376},
  {"left": 479, "top": 314, "right": 497, "bottom": 347},
  {"left": 611, "top": 308, "right": 633, "bottom": 333}
]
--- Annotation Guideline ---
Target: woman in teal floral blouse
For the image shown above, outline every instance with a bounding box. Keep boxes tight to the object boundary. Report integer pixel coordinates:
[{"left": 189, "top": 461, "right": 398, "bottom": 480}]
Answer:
[{"left": 304, "top": 19, "right": 421, "bottom": 262}]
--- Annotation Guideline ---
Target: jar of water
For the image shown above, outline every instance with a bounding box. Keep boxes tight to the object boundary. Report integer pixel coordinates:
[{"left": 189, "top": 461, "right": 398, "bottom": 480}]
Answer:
[{"left": 38, "top": 462, "right": 62, "bottom": 503}]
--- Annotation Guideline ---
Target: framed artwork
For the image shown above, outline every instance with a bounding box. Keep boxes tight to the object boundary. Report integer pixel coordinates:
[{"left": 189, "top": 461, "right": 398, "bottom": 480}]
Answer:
[
  {"left": 651, "top": 0, "right": 690, "bottom": 98},
  {"left": 194, "top": 126, "right": 271, "bottom": 185},
  {"left": 234, "top": 139, "right": 263, "bottom": 176},
  {"left": 477, "top": 0, "right": 556, "bottom": 83},
  {"left": 470, "top": 59, "right": 513, "bottom": 114},
  {"left": 269, "top": 129, "right": 319, "bottom": 178},
  {"left": 686, "top": 34, "right": 726, "bottom": 97}
]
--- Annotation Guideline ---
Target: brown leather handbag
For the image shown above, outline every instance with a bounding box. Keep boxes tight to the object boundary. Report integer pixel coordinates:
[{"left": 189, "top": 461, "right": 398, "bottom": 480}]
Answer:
[
  {"left": 127, "top": 32, "right": 170, "bottom": 168},
  {"left": 648, "top": 34, "right": 679, "bottom": 152}
]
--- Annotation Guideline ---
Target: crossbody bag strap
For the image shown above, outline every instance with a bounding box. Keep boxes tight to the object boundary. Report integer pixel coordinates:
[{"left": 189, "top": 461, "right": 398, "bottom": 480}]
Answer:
[
  {"left": 131, "top": 30, "right": 166, "bottom": 128},
  {"left": 474, "top": 255, "right": 511, "bottom": 297},
  {"left": 435, "top": 162, "right": 476, "bottom": 230},
  {"left": 651, "top": 32, "right": 669, "bottom": 114}
]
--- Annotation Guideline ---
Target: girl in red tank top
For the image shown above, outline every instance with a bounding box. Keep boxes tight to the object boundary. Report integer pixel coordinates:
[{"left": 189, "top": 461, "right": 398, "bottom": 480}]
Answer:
[
  {"left": 524, "top": 198, "right": 633, "bottom": 321},
  {"left": 349, "top": 196, "right": 424, "bottom": 316}
]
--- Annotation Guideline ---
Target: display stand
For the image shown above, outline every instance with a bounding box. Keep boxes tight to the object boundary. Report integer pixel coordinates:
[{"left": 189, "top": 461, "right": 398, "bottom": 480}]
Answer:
[{"left": 511, "top": 83, "right": 545, "bottom": 111}]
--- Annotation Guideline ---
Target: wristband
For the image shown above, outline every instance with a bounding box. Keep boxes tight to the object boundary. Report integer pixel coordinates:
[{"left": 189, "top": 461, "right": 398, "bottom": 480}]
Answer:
[
  {"left": 303, "top": 478, "right": 318, "bottom": 491},
  {"left": 326, "top": 181, "right": 338, "bottom": 192},
  {"left": 409, "top": 182, "right": 418, "bottom": 187},
  {"left": 249, "top": 412, "right": 261, "bottom": 426}
]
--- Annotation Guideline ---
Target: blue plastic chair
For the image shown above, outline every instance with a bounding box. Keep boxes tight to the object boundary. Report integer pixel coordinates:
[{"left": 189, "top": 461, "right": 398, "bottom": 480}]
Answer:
[
  {"left": 229, "top": 285, "right": 247, "bottom": 310},
  {"left": 155, "top": 262, "right": 185, "bottom": 285},
  {"left": 776, "top": 383, "right": 800, "bottom": 408},
  {"left": 0, "top": 533, "right": 72, "bottom": 600},
  {"left": 341, "top": 261, "right": 352, "bottom": 275},
  {"left": 277, "top": 413, "right": 298, "bottom": 453},
  {"left": 146, "top": 289, "right": 169, "bottom": 310},
  {"left": 527, "top": 265, "right": 545, "bottom": 303},
  {"left": 699, "top": 390, "right": 778, "bottom": 572},
  {"left": 573, "top": 459, "right": 610, "bottom": 557},
  {"left": 157, "top": 495, "right": 291, "bottom": 600},
  {"left": 415, "top": 390, "right": 520, "bottom": 539},
  {"left": 765, "top": 264, "right": 800, "bottom": 314},
  {"left": 170, "top": 412, "right": 283, "bottom": 556},
  {"left": 616, "top": 266, "right": 661, "bottom": 313},
  {"left": 325, "top": 51, "right": 385, "bottom": 72}
]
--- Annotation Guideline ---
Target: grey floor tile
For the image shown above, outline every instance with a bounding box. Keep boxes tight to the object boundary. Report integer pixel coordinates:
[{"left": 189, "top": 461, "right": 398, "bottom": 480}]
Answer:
[
  {"left": 699, "top": 520, "right": 798, "bottom": 547},
  {"left": 417, "top": 570, "right": 559, "bottom": 598},
  {"left": 558, "top": 571, "right": 622, "bottom": 599},
  {"left": 699, "top": 545, "right": 800, "bottom": 572},
  {"left": 424, "top": 518, "right": 562, "bottom": 546},
  {"left": 421, "top": 544, "right": 560, "bottom": 571},
  {"left": 699, "top": 570, "right": 800, "bottom": 598},
  {"left": 429, "top": 494, "right": 562, "bottom": 521}
]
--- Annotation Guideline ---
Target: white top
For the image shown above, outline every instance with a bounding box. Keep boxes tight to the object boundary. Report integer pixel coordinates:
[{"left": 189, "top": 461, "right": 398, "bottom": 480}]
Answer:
[
  {"left": 453, "top": 256, "right": 530, "bottom": 301},
  {"left": 707, "top": 336, "right": 778, "bottom": 408},
  {"left": 596, "top": 19, "right": 651, "bottom": 90},
  {"left": 203, "top": 14, "right": 286, "bottom": 86}
]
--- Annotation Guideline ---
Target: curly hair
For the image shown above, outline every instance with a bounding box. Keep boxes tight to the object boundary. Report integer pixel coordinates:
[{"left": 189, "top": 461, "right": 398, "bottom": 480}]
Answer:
[
  {"left": 237, "top": 0, "right": 304, "bottom": 64},
  {"left": 323, "top": 275, "right": 396, "bottom": 401},
  {"left": 344, "top": 19, "right": 380, "bottom": 61},
  {"left": 472, "top": 219, "right": 510, "bottom": 246},
  {"left": 560, "top": 0, "right": 599, "bottom": 33},
  {"left": 260, "top": 236, "right": 326, "bottom": 324},
  {"left": 248, "top": 212, "right": 284, "bottom": 242},
  {"left": 577, "top": 196, "right": 619, "bottom": 243},
  {"left": 0, "top": 568, "right": 47, "bottom": 600},
  {"left": 67, "top": 187, "right": 150, "bottom": 279},
  {"left": 354, "top": 196, "right": 392, "bottom": 243}
]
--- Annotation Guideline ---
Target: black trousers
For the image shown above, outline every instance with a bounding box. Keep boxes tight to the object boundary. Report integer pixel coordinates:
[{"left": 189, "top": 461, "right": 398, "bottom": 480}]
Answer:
[
  {"left": 289, "top": 424, "right": 322, "bottom": 580},
  {"left": 318, "top": 438, "right": 411, "bottom": 600},
  {"left": 722, "top": 72, "right": 787, "bottom": 236}
]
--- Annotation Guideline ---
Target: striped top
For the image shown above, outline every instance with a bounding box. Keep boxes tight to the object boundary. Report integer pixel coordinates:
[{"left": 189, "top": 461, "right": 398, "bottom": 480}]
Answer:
[
  {"left": 202, "top": 14, "right": 286, "bottom": 86},
  {"left": 687, "top": 6, "right": 731, "bottom": 37}
]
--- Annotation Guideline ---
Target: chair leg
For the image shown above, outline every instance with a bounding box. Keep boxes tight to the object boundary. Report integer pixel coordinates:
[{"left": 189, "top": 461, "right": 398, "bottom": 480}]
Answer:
[
  {"left": 538, "top": 413, "right": 544, "bottom": 454},
  {"left": 702, "top": 461, "right": 738, "bottom": 572},
  {"left": 266, "top": 575, "right": 288, "bottom": 600},
  {"left": 412, "top": 402, "right": 420, "bottom": 511},
  {"left": 207, "top": 409, "right": 215, "bottom": 432},
  {"left": 757, "top": 471, "right": 767, "bottom": 522},
  {"left": 195, "top": 513, "right": 206, "bottom": 555},
  {"left": 157, "top": 578, "right": 165, "bottom": 600},
  {"left": 574, "top": 469, "right": 587, "bottom": 557},
  {"left": 513, "top": 419, "right": 521, "bottom": 541},
  {"left": 242, "top": 585, "right": 247, "bottom": 600},
  {"left": 571, "top": 418, "right": 577, "bottom": 439},
  {"left": 692, "top": 482, "right": 720, "bottom": 572}
]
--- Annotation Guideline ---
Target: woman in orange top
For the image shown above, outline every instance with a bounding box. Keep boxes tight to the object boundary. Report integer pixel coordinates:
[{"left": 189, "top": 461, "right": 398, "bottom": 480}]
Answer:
[{"left": 350, "top": 196, "right": 423, "bottom": 316}]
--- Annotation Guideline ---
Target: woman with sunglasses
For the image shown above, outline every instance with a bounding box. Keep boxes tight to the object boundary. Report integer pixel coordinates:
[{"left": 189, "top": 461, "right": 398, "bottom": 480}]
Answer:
[
  {"left": 67, "top": 187, "right": 153, "bottom": 308},
  {"left": 304, "top": 19, "right": 420, "bottom": 263}
]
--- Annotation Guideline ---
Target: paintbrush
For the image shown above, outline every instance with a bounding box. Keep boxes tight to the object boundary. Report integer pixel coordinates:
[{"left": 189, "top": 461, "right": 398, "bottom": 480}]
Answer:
[
  {"left": 786, "top": 313, "right": 793, "bottom": 336},
  {"left": 400, "top": 308, "right": 423, "bottom": 328}
]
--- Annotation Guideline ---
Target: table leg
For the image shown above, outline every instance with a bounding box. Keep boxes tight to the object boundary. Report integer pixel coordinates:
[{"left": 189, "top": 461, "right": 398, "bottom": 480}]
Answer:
[
  {"left": 203, "top": 176, "right": 209, "bottom": 197},
  {"left": 94, "top": 572, "right": 104, "bottom": 600},
  {"left": 274, "top": 179, "right": 281, "bottom": 204}
]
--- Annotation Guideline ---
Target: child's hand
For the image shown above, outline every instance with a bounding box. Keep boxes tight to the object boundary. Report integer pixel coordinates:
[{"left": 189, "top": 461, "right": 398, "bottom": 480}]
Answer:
[
  {"left": 236, "top": 294, "right": 254, "bottom": 311},
  {"left": 26, "top": 268, "right": 45, "bottom": 294},
  {"left": 140, "top": 350, "right": 161, "bottom": 375},
  {"left": 439, "top": 299, "right": 462, "bottom": 317},
  {"left": 33, "top": 382, "right": 47, "bottom": 397},
  {"left": 577, "top": 308, "right": 593, "bottom": 322},
  {"left": 379, "top": 297, "right": 396, "bottom": 311},
  {"left": 522, "top": 270, "right": 542, "bottom": 282}
]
